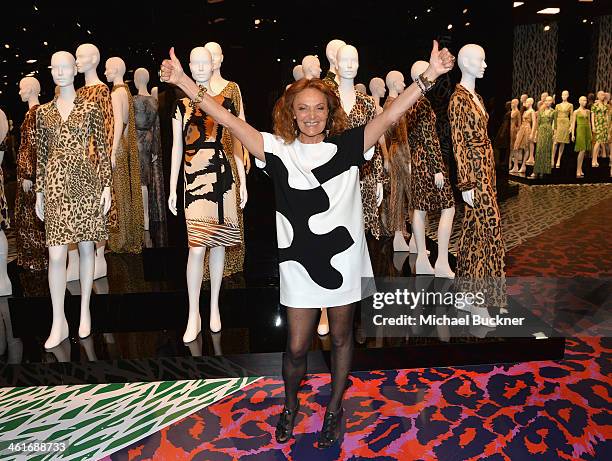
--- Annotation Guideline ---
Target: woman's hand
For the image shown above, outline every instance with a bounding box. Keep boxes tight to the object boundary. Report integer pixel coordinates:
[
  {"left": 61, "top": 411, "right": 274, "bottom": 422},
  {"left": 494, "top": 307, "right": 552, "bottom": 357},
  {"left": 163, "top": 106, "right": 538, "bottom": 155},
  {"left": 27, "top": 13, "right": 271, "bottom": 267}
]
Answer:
[
  {"left": 160, "top": 48, "right": 185, "bottom": 86},
  {"left": 423, "top": 40, "right": 455, "bottom": 81}
]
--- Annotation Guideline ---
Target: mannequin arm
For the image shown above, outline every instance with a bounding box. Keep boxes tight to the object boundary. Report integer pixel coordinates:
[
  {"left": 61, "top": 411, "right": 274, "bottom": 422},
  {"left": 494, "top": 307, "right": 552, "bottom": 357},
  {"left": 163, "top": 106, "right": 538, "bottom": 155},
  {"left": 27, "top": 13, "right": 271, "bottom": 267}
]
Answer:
[
  {"left": 91, "top": 105, "right": 112, "bottom": 215},
  {"left": 570, "top": 110, "right": 576, "bottom": 141},
  {"left": 530, "top": 112, "right": 538, "bottom": 140},
  {"left": 364, "top": 41, "right": 454, "bottom": 152},
  {"left": 0, "top": 109, "right": 8, "bottom": 144},
  {"left": 235, "top": 84, "right": 251, "bottom": 174},
  {"left": 161, "top": 49, "right": 264, "bottom": 161},
  {"left": 110, "top": 91, "right": 123, "bottom": 168},
  {"left": 591, "top": 110, "right": 595, "bottom": 132},
  {"left": 168, "top": 116, "right": 183, "bottom": 216},
  {"left": 232, "top": 134, "right": 248, "bottom": 209}
]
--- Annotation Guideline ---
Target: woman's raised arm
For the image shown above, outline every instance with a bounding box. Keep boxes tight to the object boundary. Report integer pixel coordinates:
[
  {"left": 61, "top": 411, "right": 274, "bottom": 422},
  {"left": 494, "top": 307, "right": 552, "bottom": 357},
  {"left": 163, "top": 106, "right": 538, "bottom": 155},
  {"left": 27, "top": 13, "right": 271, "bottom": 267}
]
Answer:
[
  {"left": 160, "top": 48, "right": 265, "bottom": 161},
  {"left": 364, "top": 41, "right": 455, "bottom": 153}
]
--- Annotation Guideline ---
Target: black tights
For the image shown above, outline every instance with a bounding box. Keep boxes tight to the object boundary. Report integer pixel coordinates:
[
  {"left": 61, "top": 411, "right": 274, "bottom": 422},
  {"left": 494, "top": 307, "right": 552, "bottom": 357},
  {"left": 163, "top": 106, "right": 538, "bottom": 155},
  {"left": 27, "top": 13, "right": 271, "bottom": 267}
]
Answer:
[{"left": 282, "top": 304, "right": 355, "bottom": 412}]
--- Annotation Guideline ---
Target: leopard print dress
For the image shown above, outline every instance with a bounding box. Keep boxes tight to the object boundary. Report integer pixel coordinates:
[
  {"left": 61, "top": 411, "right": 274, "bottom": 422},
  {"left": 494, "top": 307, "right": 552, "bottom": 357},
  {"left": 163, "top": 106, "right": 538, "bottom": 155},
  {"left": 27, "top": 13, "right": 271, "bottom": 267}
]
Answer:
[
  {"left": 35, "top": 97, "right": 112, "bottom": 246},
  {"left": 448, "top": 84, "right": 505, "bottom": 280},
  {"left": 76, "top": 83, "right": 118, "bottom": 230},
  {"left": 15, "top": 104, "right": 47, "bottom": 269},
  {"left": 108, "top": 84, "right": 144, "bottom": 254},
  {"left": 337, "top": 90, "right": 385, "bottom": 239},
  {"left": 405, "top": 97, "right": 454, "bottom": 212},
  {"left": 382, "top": 96, "right": 411, "bottom": 234},
  {"left": 202, "top": 81, "right": 246, "bottom": 281}
]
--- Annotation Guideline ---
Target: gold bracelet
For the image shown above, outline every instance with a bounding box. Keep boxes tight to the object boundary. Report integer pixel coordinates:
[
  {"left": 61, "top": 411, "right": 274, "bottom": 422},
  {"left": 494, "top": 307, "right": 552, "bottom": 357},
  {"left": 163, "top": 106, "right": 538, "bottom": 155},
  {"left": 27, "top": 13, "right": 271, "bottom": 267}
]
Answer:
[
  {"left": 419, "top": 72, "right": 436, "bottom": 88},
  {"left": 193, "top": 85, "right": 207, "bottom": 105}
]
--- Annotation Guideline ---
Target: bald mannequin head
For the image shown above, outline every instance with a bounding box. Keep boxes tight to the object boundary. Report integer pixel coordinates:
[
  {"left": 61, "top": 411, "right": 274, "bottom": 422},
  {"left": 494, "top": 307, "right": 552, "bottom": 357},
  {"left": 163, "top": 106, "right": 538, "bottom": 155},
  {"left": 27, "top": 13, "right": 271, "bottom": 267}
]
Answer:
[
  {"left": 292, "top": 64, "right": 304, "bottom": 81},
  {"left": 336, "top": 44, "right": 359, "bottom": 80},
  {"left": 75, "top": 43, "right": 100, "bottom": 73},
  {"left": 19, "top": 77, "right": 41, "bottom": 102},
  {"left": 51, "top": 51, "right": 77, "bottom": 87},
  {"left": 354, "top": 83, "right": 367, "bottom": 94},
  {"left": 325, "top": 38, "right": 346, "bottom": 71},
  {"left": 410, "top": 60, "right": 429, "bottom": 82},
  {"left": 457, "top": 44, "right": 486, "bottom": 79},
  {"left": 189, "top": 47, "right": 213, "bottom": 84},
  {"left": 104, "top": 57, "right": 126, "bottom": 83},
  {"left": 204, "top": 41, "right": 223, "bottom": 71},
  {"left": 369, "top": 77, "right": 385, "bottom": 99},
  {"left": 385, "top": 70, "right": 405, "bottom": 96},
  {"left": 301, "top": 55, "right": 321, "bottom": 80}
]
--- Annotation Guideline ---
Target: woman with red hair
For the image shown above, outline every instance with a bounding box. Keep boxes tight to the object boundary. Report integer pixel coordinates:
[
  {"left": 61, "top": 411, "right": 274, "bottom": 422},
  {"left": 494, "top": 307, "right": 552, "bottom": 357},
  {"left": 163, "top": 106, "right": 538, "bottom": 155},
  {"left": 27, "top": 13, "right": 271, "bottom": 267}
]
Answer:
[{"left": 160, "top": 41, "right": 454, "bottom": 448}]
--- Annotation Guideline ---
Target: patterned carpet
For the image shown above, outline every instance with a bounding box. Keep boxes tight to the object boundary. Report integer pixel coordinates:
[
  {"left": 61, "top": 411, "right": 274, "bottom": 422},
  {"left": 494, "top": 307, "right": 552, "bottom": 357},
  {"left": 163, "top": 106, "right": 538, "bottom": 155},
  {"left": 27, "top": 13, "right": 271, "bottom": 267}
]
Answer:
[
  {"left": 108, "top": 337, "right": 610, "bottom": 461},
  {"left": 426, "top": 183, "right": 612, "bottom": 255}
]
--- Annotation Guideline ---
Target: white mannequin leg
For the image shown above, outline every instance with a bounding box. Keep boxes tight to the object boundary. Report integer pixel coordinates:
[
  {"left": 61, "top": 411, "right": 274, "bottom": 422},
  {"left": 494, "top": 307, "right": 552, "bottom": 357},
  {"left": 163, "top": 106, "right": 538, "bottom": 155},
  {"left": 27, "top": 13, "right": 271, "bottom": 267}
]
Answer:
[
  {"left": 434, "top": 207, "right": 455, "bottom": 278},
  {"left": 518, "top": 148, "right": 527, "bottom": 173},
  {"left": 77, "top": 241, "right": 95, "bottom": 339},
  {"left": 394, "top": 230, "right": 410, "bottom": 252},
  {"left": 208, "top": 246, "right": 225, "bottom": 333},
  {"left": 556, "top": 143, "right": 565, "bottom": 168},
  {"left": 94, "top": 241, "right": 107, "bottom": 280},
  {"left": 412, "top": 210, "right": 434, "bottom": 275},
  {"left": 184, "top": 246, "right": 205, "bottom": 343},
  {"left": 0, "top": 230, "right": 11, "bottom": 296},
  {"left": 592, "top": 143, "right": 601, "bottom": 167},
  {"left": 66, "top": 244, "right": 80, "bottom": 282},
  {"left": 576, "top": 151, "right": 585, "bottom": 177},
  {"left": 142, "top": 185, "right": 149, "bottom": 231},
  {"left": 45, "top": 245, "right": 69, "bottom": 349},
  {"left": 317, "top": 307, "right": 329, "bottom": 335}
]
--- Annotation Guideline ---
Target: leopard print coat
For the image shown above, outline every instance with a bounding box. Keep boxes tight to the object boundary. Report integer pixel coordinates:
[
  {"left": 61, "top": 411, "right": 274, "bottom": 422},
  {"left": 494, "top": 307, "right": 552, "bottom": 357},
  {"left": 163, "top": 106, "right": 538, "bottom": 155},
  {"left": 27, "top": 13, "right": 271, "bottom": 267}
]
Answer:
[
  {"left": 35, "top": 97, "right": 112, "bottom": 246},
  {"left": 448, "top": 84, "right": 505, "bottom": 279},
  {"left": 405, "top": 97, "right": 454, "bottom": 212}
]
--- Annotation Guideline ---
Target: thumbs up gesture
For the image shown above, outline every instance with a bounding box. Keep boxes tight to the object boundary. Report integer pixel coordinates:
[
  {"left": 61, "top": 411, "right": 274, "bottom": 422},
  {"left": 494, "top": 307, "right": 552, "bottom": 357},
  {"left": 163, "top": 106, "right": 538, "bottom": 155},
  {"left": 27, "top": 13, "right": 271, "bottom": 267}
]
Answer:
[{"left": 160, "top": 47, "right": 185, "bottom": 86}]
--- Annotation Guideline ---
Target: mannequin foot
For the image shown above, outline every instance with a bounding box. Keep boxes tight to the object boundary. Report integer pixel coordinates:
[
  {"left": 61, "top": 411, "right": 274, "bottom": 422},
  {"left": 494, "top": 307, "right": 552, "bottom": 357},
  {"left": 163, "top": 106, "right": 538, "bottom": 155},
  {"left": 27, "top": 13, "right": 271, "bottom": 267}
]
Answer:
[
  {"left": 45, "top": 318, "right": 69, "bottom": 349},
  {"left": 393, "top": 232, "right": 410, "bottom": 252},
  {"left": 318, "top": 308, "right": 329, "bottom": 336},
  {"left": 592, "top": 162, "right": 599, "bottom": 167},
  {"left": 434, "top": 261, "right": 455, "bottom": 279},
  {"left": 415, "top": 254, "right": 435, "bottom": 275},
  {"left": 184, "top": 314, "right": 202, "bottom": 342},
  {"left": 529, "top": 173, "right": 536, "bottom": 179},
  {"left": 555, "top": 162, "right": 561, "bottom": 168},
  {"left": 0, "top": 276, "right": 12, "bottom": 296},
  {"left": 209, "top": 309, "right": 221, "bottom": 334},
  {"left": 78, "top": 312, "right": 91, "bottom": 340},
  {"left": 94, "top": 254, "right": 107, "bottom": 280}
]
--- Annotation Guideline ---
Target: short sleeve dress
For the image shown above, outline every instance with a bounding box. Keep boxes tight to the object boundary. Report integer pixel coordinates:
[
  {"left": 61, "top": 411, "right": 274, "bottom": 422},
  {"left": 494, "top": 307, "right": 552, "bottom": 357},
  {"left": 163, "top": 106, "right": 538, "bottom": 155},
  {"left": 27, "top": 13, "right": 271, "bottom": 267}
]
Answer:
[{"left": 255, "top": 126, "right": 375, "bottom": 308}]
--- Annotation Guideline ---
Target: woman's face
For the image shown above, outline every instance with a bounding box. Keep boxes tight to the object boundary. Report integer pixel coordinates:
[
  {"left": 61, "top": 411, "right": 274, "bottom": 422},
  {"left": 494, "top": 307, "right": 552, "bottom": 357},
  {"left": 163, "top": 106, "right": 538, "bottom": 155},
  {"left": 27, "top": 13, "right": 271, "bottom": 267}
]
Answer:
[{"left": 293, "top": 88, "right": 329, "bottom": 142}]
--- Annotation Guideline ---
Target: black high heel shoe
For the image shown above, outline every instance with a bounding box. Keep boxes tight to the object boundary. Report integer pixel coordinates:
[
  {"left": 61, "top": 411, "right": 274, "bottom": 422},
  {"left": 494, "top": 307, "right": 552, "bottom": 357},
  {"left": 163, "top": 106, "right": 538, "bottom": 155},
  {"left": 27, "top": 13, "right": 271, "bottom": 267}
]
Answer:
[
  {"left": 317, "top": 407, "right": 343, "bottom": 449},
  {"left": 275, "top": 403, "right": 299, "bottom": 443}
]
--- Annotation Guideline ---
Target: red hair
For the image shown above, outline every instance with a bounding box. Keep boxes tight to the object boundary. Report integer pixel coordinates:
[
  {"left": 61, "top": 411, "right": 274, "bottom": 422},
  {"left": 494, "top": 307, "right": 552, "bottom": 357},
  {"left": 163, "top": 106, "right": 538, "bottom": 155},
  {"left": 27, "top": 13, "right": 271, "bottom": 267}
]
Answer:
[{"left": 272, "top": 78, "right": 348, "bottom": 143}]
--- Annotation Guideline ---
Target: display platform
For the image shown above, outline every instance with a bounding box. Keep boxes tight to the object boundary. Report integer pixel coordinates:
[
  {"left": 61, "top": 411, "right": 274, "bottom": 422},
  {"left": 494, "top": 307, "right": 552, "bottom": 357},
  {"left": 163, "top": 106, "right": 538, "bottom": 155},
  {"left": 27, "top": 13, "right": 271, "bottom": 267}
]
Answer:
[
  {"left": 509, "top": 156, "right": 612, "bottom": 185},
  {"left": 1, "top": 238, "right": 565, "bottom": 387}
]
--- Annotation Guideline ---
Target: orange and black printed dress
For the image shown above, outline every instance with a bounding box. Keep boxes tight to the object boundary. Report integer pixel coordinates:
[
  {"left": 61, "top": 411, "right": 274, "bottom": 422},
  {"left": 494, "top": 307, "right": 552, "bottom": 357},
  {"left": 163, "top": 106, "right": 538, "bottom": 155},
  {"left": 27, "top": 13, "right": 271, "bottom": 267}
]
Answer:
[
  {"left": 15, "top": 104, "right": 47, "bottom": 269},
  {"left": 173, "top": 94, "right": 241, "bottom": 248}
]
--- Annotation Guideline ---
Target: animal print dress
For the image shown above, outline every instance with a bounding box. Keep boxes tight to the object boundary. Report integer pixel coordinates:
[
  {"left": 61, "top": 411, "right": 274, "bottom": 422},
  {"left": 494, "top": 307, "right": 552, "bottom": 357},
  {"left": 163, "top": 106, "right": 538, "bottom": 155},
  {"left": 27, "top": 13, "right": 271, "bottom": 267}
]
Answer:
[
  {"left": 35, "top": 97, "right": 111, "bottom": 246},
  {"left": 76, "top": 83, "right": 118, "bottom": 230},
  {"left": 108, "top": 84, "right": 144, "bottom": 254},
  {"left": 405, "top": 97, "right": 454, "bottom": 212},
  {"left": 15, "top": 104, "right": 47, "bottom": 269},
  {"left": 173, "top": 94, "right": 241, "bottom": 249},
  {"left": 338, "top": 90, "right": 385, "bottom": 239},
  {"left": 448, "top": 84, "right": 505, "bottom": 280}
]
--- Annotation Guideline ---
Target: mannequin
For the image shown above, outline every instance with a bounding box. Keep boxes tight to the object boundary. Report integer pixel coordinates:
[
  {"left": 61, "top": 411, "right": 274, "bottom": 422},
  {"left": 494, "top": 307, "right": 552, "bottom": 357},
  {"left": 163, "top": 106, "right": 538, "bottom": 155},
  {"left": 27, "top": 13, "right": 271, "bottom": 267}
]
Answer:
[
  {"left": 75, "top": 43, "right": 115, "bottom": 280},
  {"left": 15, "top": 77, "right": 47, "bottom": 271},
  {"left": 169, "top": 47, "right": 247, "bottom": 340},
  {"left": 0, "top": 109, "right": 10, "bottom": 295},
  {"left": 448, "top": 44, "right": 505, "bottom": 280},
  {"left": 570, "top": 96, "right": 591, "bottom": 178},
  {"left": 519, "top": 93, "right": 528, "bottom": 114},
  {"left": 513, "top": 97, "right": 536, "bottom": 174},
  {"left": 105, "top": 56, "right": 144, "bottom": 253},
  {"left": 204, "top": 41, "right": 249, "bottom": 278},
  {"left": 508, "top": 99, "right": 521, "bottom": 173},
  {"left": 354, "top": 83, "right": 367, "bottom": 94},
  {"left": 406, "top": 60, "right": 455, "bottom": 277},
  {"left": 35, "top": 51, "right": 112, "bottom": 348},
  {"left": 531, "top": 95, "right": 554, "bottom": 178},
  {"left": 322, "top": 38, "right": 346, "bottom": 88},
  {"left": 368, "top": 77, "right": 389, "bottom": 181},
  {"left": 318, "top": 44, "right": 384, "bottom": 336},
  {"left": 292, "top": 64, "right": 304, "bottom": 81},
  {"left": 383, "top": 70, "right": 412, "bottom": 252},
  {"left": 301, "top": 55, "right": 321, "bottom": 80},
  {"left": 591, "top": 91, "right": 608, "bottom": 167},
  {"left": 551, "top": 90, "right": 573, "bottom": 169},
  {"left": 134, "top": 67, "right": 167, "bottom": 241}
]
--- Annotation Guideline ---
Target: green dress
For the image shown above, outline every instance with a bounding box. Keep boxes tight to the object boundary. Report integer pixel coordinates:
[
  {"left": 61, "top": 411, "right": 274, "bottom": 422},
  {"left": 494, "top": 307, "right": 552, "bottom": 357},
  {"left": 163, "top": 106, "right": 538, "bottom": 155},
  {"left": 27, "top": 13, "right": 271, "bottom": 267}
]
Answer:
[
  {"left": 574, "top": 110, "right": 592, "bottom": 152},
  {"left": 534, "top": 108, "right": 554, "bottom": 175},
  {"left": 592, "top": 102, "right": 608, "bottom": 143}
]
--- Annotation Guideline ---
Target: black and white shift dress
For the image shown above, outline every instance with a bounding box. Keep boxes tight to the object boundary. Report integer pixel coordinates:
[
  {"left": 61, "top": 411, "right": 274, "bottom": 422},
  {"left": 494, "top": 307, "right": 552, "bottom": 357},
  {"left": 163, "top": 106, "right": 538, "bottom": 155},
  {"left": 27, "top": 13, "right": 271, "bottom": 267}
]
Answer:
[{"left": 255, "top": 125, "right": 375, "bottom": 308}]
